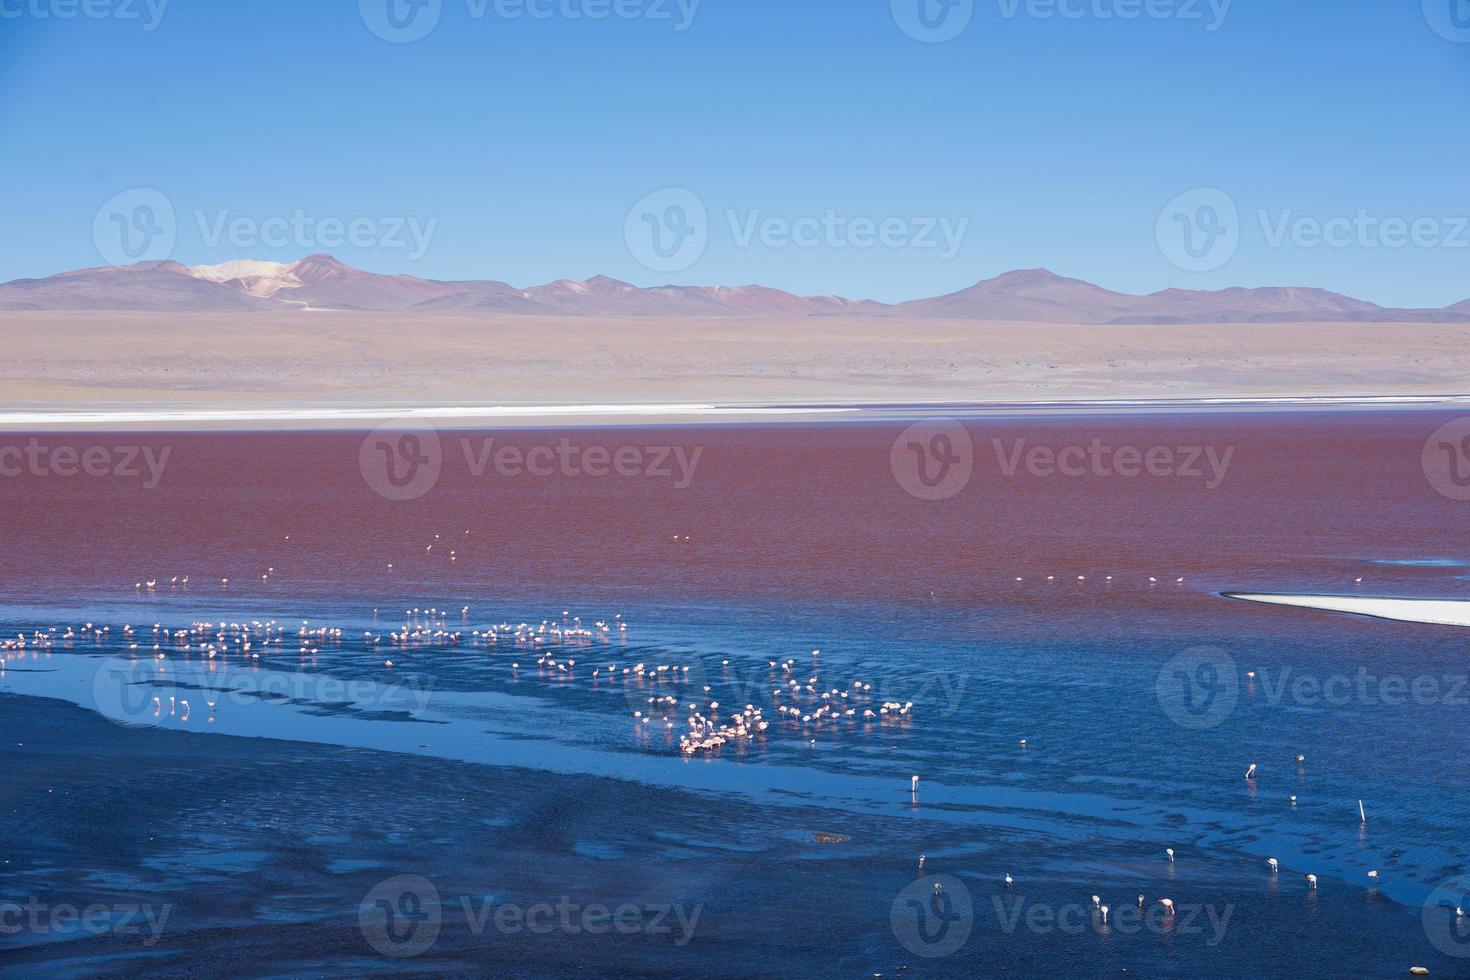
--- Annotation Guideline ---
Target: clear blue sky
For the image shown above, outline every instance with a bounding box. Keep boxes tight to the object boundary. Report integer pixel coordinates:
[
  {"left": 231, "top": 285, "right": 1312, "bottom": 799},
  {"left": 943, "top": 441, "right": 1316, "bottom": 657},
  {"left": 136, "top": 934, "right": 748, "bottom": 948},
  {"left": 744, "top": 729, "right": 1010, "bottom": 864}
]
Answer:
[{"left": 3, "top": 0, "right": 1469, "bottom": 305}]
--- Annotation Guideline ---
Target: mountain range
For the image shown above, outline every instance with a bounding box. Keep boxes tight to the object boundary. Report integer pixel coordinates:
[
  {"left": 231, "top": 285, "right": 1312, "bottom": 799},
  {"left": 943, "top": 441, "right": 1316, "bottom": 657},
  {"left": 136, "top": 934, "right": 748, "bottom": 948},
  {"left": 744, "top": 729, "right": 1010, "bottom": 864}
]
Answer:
[{"left": 2, "top": 255, "right": 1466, "bottom": 323}]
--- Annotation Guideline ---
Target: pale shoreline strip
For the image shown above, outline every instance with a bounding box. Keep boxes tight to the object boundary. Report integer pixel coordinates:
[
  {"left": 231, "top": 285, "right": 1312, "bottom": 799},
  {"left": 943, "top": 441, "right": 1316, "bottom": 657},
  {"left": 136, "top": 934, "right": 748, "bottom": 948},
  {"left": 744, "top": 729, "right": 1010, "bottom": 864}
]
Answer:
[
  {"left": 2, "top": 393, "right": 1469, "bottom": 430},
  {"left": 1226, "top": 592, "right": 1470, "bottom": 628}
]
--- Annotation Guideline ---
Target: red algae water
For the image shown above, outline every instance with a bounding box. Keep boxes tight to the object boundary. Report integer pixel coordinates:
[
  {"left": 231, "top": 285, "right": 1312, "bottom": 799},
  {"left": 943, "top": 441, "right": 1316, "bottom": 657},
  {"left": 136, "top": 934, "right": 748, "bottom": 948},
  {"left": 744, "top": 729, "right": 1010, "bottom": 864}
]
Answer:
[{"left": 2, "top": 410, "right": 1469, "bottom": 977}]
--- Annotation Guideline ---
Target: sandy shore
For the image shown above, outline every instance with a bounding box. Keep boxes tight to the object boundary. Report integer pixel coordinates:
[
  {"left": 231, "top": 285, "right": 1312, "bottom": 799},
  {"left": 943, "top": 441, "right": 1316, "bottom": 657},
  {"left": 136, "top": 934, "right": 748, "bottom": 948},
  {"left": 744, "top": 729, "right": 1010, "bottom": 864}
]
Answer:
[
  {"left": 1227, "top": 593, "right": 1470, "bottom": 627},
  {"left": 3, "top": 311, "right": 1469, "bottom": 428}
]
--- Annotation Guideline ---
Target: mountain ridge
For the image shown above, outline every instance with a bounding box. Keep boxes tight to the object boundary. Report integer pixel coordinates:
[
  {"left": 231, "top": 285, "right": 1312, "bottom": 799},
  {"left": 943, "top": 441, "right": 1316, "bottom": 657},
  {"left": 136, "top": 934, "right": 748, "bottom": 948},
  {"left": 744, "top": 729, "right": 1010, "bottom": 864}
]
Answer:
[{"left": 0, "top": 256, "right": 1464, "bottom": 323}]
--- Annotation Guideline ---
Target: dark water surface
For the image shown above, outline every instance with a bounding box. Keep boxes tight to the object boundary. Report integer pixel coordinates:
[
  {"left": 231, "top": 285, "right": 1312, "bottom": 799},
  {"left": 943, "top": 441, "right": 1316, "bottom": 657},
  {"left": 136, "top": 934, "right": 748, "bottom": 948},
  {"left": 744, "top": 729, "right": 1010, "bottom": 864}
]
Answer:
[{"left": 3, "top": 412, "right": 1470, "bottom": 977}]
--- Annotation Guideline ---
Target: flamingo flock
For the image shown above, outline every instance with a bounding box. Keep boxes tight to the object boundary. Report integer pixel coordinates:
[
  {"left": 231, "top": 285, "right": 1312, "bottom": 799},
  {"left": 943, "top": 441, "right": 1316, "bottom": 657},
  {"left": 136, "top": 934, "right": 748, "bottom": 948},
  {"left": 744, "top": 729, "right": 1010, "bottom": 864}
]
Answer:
[{"left": 3, "top": 600, "right": 913, "bottom": 764}]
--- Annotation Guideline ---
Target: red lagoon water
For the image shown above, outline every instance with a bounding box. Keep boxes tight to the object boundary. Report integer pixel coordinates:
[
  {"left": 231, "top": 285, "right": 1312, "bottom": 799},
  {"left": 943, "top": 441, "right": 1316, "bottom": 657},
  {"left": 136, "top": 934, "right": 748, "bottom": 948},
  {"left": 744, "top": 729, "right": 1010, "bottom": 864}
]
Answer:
[{"left": 0, "top": 410, "right": 1466, "bottom": 615}]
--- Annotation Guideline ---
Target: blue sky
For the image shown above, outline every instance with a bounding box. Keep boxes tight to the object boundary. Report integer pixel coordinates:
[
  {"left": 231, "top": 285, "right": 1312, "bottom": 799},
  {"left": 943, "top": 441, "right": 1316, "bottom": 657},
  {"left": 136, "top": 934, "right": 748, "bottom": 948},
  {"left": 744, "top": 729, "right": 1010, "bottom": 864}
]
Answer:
[{"left": 3, "top": 0, "right": 1469, "bottom": 305}]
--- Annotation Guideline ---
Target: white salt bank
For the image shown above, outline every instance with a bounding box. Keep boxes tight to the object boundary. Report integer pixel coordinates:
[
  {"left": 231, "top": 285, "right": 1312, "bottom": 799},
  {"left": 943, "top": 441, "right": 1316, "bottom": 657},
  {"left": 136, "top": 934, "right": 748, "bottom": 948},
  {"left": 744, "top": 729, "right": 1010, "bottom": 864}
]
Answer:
[{"left": 1226, "top": 593, "right": 1470, "bottom": 628}]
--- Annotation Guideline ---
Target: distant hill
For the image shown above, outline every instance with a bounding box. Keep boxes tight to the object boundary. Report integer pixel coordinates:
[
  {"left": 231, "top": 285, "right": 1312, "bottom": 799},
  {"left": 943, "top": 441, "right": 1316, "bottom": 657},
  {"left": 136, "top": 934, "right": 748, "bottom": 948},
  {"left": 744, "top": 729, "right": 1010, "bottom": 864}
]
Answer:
[{"left": 2, "top": 255, "right": 1465, "bottom": 323}]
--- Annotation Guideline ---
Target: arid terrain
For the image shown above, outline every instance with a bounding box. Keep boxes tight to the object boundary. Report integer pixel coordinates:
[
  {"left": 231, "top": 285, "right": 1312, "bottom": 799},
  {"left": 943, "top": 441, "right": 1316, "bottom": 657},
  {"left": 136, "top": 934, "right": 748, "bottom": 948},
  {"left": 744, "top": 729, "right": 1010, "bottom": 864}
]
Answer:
[{"left": 3, "top": 310, "right": 1469, "bottom": 427}]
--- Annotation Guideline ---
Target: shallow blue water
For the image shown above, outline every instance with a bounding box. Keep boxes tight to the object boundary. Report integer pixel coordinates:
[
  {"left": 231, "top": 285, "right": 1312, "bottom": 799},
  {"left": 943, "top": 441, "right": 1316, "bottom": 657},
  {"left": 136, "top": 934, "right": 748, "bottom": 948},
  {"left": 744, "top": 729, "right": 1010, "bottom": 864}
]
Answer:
[{"left": 3, "top": 574, "right": 1470, "bottom": 976}]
